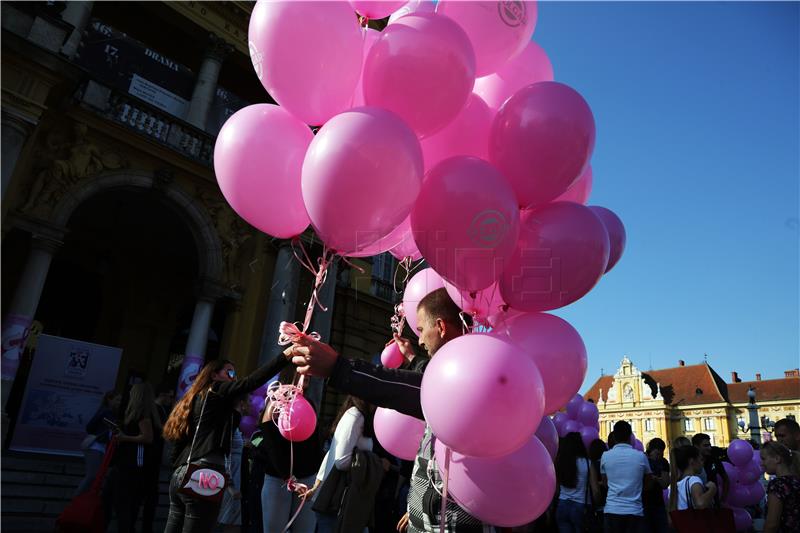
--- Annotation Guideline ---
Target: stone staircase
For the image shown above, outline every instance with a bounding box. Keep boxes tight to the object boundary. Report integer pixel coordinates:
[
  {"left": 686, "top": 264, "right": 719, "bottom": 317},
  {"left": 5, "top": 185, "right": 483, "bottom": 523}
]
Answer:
[{"left": 1, "top": 451, "right": 170, "bottom": 532}]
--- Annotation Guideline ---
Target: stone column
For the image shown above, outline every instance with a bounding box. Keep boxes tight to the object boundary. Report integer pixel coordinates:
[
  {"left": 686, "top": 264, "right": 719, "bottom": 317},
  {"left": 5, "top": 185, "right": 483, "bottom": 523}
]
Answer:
[
  {"left": 746, "top": 392, "right": 762, "bottom": 446},
  {"left": 185, "top": 34, "right": 233, "bottom": 130},
  {"left": 1, "top": 111, "right": 34, "bottom": 198},
  {"left": 1, "top": 235, "right": 62, "bottom": 409},
  {"left": 175, "top": 292, "right": 216, "bottom": 399},
  {"left": 304, "top": 259, "right": 339, "bottom": 411},
  {"left": 60, "top": 1, "right": 93, "bottom": 59},
  {"left": 258, "top": 242, "right": 300, "bottom": 365}
]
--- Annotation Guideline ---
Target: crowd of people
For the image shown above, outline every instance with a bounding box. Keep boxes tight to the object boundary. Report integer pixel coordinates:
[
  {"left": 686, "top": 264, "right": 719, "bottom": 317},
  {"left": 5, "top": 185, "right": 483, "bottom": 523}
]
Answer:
[{"left": 76, "top": 287, "right": 800, "bottom": 533}]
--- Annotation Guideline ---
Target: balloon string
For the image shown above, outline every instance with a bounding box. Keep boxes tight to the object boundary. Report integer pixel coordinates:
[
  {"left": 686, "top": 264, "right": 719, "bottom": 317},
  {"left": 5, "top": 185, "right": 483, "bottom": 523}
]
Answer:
[{"left": 390, "top": 303, "right": 406, "bottom": 336}]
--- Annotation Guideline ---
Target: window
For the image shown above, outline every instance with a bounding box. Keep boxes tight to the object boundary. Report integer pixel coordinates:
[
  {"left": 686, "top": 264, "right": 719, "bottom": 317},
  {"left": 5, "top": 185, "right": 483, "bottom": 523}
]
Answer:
[
  {"left": 684, "top": 418, "right": 695, "bottom": 432},
  {"left": 608, "top": 421, "right": 614, "bottom": 435},
  {"left": 645, "top": 419, "right": 655, "bottom": 432},
  {"left": 703, "top": 417, "right": 716, "bottom": 431}
]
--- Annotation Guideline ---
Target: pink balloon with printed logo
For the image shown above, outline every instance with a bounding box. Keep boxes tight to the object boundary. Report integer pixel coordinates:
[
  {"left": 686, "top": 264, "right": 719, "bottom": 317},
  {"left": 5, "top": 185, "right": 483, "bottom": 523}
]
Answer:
[
  {"left": 444, "top": 281, "right": 506, "bottom": 322},
  {"left": 490, "top": 82, "right": 596, "bottom": 208},
  {"left": 302, "top": 107, "right": 423, "bottom": 255},
  {"left": 214, "top": 104, "right": 312, "bottom": 239},
  {"left": 278, "top": 394, "right": 317, "bottom": 442},
  {"left": 248, "top": 1, "right": 362, "bottom": 125},
  {"left": 500, "top": 203, "right": 610, "bottom": 312},
  {"left": 363, "top": 13, "right": 476, "bottom": 138},
  {"left": 374, "top": 407, "right": 426, "bottom": 460},
  {"left": 349, "top": 0, "right": 408, "bottom": 19},
  {"left": 589, "top": 206, "right": 626, "bottom": 273},
  {"left": 380, "top": 341, "right": 404, "bottom": 369},
  {"left": 435, "top": 436, "right": 555, "bottom": 527},
  {"left": 412, "top": 157, "right": 520, "bottom": 292},
  {"left": 351, "top": 28, "right": 381, "bottom": 108},
  {"left": 402, "top": 268, "right": 445, "bottom": 336},
  {"left": 421, "top": 333, "right": 545, "bottom": 457},
  {"left": 474, "top": 40, "right": 553, "bottom": 111},
  {"left": 535, "top": 416, "right": 559, "bottom": 460},
  {"left": 420, "top": 93, "right": 492, "bottom": 171},
  {"left": 388, "top": 0, "right": 436, "bottom": 24},
  {"left": 554, "top": 166, "right": 593, "bottom": 205},
  {"left": 437, "top": 1, "right": 538, "bottom": 77}
]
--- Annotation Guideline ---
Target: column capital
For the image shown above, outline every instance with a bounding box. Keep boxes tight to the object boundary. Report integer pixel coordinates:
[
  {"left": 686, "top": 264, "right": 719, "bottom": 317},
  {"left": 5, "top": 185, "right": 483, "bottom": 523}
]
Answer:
[
  {"left": 196, "top": 276, "right": 241, "bottom": 303},
  {"left": 204, "top": 33, "right": 235, "bottom": 63}
]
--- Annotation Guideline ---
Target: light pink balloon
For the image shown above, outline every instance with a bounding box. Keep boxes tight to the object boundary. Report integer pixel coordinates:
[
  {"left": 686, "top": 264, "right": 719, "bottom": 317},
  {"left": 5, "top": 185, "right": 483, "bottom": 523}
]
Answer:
[
  {"left": 374, "top": 407, "right": 426, "bottom": 460},
  {"left": 500, "top": 203, "right": 610, "bottom": 312},
  {"left": 214, "top": 104, "right": 312, "bottom": 238},
  {"left": 421, "top": 333, "right": 545, "bottom": 457},
  {"left": 444, "top": 281, "right": 506, "bottom": 321},
  {"left": 486, "top": 306, "right": 523, "bottom": 329},
  {"left": 380, "top": 341, "right": 403, "bottom": 369},
  {"left": 474, "top": 40, "right": 554, "bottom": 111},
  {"left": 363, "top": 13, "right": 476, "bottom": 138},
  {"left": 435, "top": 436, "right": 556, "bottom": 527},
  {"left": 351, "top": 28, "right": 381, "bottom": 108},
  {"left": 278, "top": 394, "right": 317, "bottom": 442},
  {"left": 402, "top": 268, "right": 445, "bottom": 336},
  {"left": 589, "top": 206, "right": 626, "bottom": 273},
  {"left": 490, "top": 82, "right": 596, "bottom": 208},
  {"left": 248, "top": 1, "right": 362, "bottom": 126},
  {"left": 388, "top": 0, "right": 436, "bottom": 24},
  {"left": 535, "top": 416, "right": 559, "bottom": 460},
  {"left": 350, "top": 0, "right": 408, "bottom": 19},
  {"left": 496, "top": 313, "right": 587, "bottom": 415},
  {"left": 302, "top": 107, "right": 423, "bottom": 255},
  {"left": 437, "top": 1, "right": 538, "bottom": 77},
  {"left": 346, "top": 217, "right": 407, "bottom": 258},
  {"left": 420, "top": 93, "right": 492, "bottom": 171},
  {"left": 411, "top": 157, "right": 520, "bottom": 292},
  {"left": 554, "top": 166, "right": 593, "bottom": 204},
  {"left": 390, "top": 224, "right": 423, "bottom": 261}
]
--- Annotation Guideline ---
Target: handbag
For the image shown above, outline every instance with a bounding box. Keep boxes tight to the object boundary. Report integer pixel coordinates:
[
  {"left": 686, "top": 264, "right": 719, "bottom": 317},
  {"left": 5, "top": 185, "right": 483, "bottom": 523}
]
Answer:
[
  {"left": 311, "top": 463, "right": 350, "bottom": 515},
  {"left": 56, "top": 439, "right": 117, "bottom": 533},
  {"left": 177, "top": 389, "right": 230, "bottom": 504},
  {"left": 668, "top": 477, "right": 736, "bottom": 533}
]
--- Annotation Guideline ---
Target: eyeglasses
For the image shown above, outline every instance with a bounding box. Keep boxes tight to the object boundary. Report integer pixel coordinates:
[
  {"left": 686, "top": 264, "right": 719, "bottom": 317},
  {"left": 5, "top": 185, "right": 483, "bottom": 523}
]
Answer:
[{"left": 226, "top": 369, "right": 236, "bottom": 379}]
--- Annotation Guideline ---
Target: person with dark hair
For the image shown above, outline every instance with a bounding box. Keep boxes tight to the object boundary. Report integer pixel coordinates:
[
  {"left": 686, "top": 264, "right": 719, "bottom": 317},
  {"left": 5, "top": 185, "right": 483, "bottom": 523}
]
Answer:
[
  {"left": 642, "top": 438, "right": 670, "bottom": 533},
  {"left": 692, "top": 433, "right": 728, "bottom": 501},
  {"left": 668, "top": 445, "right": 717, "bottom": 513},
  {"left": 774, "top": 418, "right": 800, "bottom": 452},
  {"left": 162, "top": 353, "right": 290, "bottom": 533},
  {"left": 287, "top": 288, "right": 494, "bottom": 532},
  {"left": 760, "top": 441, "right": 800, "bottom": 533},
  {"left": 599, "top": 421, "right": 652, "bottom": 533},
  {"left": 587, "top": 439, "right": 608, "bottom": 533},
  {"left": 555, "top": 432, "right": 600, "bottom": 532},
  {"left": 673, "top": 436, "right": 691, "bottom": 449}
]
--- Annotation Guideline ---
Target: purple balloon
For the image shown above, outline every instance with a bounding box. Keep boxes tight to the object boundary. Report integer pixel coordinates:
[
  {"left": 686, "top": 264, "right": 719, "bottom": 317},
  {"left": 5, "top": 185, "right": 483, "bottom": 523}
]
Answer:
[
  {"left": 552, "top": 412, "right": 569, "bottom": 437},
  {"left": 580, "top": 426, "right": 600, "bottom": 450},
  {"left": 633, "top": 438, "right": 644, "bottom": 452},
  {"left": 564, "top": 420, "right": 582, "bottom": 435},
  {"left": 723, "top": 461, "right": 740, "bottom": 484},
  {"left": 732, "top": 507, "right": 752, "bottom": 532},
  {"left": 239, "top": 415, "right": 259, "bottom": 440},
  {"left": 728, "top": 439, "right": 754, "bottom": 467},
  {"left": 535, "top": 417, "right": 559, "bottom": 460},
  {"left": 566, "top": 395, "right": 584, "bottom": 420},
  {"left": 577, "top": 401, "right": 599, "bottom": 429},
  {"left": 589, "top": 206, "right": 626, "bottom": 273},
  {"left": 738, "top": 460, "right": 762, "bottom": 485}
]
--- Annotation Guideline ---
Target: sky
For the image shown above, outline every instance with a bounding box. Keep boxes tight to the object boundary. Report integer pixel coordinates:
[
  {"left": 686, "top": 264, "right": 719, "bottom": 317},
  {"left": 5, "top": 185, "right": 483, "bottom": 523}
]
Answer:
[{"left": 530, "top": 2, "right": 799, "bottom": 390}]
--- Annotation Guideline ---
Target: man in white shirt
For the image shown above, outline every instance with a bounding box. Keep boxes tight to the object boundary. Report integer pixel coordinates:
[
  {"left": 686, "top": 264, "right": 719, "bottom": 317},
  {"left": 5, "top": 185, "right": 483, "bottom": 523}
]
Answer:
[{"left": 600, "top": 421, "right": 652, "bottom": 533}]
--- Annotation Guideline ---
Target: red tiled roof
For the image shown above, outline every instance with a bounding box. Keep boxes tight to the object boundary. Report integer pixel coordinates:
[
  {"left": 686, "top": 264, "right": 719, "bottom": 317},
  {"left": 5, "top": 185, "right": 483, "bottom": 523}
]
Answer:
[
  {"left": 584, "top": 376, "right": 613, "bottom": 404},
  {"left": 727, "top": 378, "right": 800, "bottom": 403}
]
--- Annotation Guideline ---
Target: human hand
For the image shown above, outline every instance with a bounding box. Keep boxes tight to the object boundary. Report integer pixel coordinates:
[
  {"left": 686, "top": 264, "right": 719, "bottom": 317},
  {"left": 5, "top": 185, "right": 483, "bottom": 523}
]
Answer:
[
  {"left": 705, "top": 480, "right": 717, "bottom": 493},
  {"left": 392, "top": 334, "right": 415, "bottom": 361},
  {"left": 396, "top": 512, "right": 410, "bottom": 533},
  {"left": 289, "top": 336, "right": 339, "bottom": 378}
]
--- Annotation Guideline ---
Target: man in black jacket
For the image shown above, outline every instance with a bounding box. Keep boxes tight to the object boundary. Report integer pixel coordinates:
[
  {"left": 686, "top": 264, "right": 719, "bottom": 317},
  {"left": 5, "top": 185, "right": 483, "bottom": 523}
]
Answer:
[{"left": 290, "top": 288, "right": 493, "bottom": 533}]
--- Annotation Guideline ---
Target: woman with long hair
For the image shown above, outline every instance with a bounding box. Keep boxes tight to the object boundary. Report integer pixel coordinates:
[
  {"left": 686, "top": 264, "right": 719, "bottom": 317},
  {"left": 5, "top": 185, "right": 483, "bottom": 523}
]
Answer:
[
  {"left": 668, "top": 445, "right": 717, "bottom": 514},
  {"left": 760, "top": 441, "right": 800, "bottom": 533},
  {"left": 75, "top": 390, "right": 120, "bottom": 496},
  {"left": 162, "top": 351, "right": 290, "bottom": 533},
  {"left": 554, "top": 432, "right": 601, "bottom": 533}
]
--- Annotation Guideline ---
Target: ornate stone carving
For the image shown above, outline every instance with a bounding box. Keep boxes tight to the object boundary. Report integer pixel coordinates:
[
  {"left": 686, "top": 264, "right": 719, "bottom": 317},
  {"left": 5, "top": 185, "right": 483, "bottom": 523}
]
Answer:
[{"left": 195, "top": 185, "right": 252, "bottom": 286}]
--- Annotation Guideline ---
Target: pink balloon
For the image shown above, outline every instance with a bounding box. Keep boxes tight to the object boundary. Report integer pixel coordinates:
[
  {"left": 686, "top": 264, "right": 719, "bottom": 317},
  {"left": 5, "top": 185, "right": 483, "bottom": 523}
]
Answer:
[
  {"left": 346, "top": 217, "right": 407, "bottom": 258},
  {"left": 437, "top": 1, "right": 538, "bottom": 77},
  {"left": 380, "top": 341, "right": 404, "bottom": 369},
  {"left": 373, "top": 407, "right": 426, "bottom": 461},
  {"left": 421, "top": 333, "right": 544, "bottom": 457},
  {"left": 578, "top": 401, "right": 600, "bottom": 428},
  {"left": 388, "top": 0, "right": 436, "bottom": 24},
  {"left": 580, "top": 426, "right": 600, "bottom": 450},
  {"left": 589, "top": 206, "right": 626, "bottom": 273},
  {"left": 486, "top": 306, "right": 523, "bottom": 329},
  {"left": 732, "top": 507, "right": 753, "bottom": 532},
  {"left": 351, "top": 28, "right": 381, "bottom": 108},
  {"left": 473, "top": 40, "right": 553, "bottom": 111},
  {"left": 389, "top": 217, "right": 423, "bottom": 261},
  {"left": 496, "top": 313, "right": 587, "bottom": 415},
  {"left": 728, "top": 439, "right": 754, "bottom": 467},
  {"left": 302, "top": 107, "right": 423, "bottom": 255},
  {"left": 349, "top": 0, "right": 407, "bottom": 19},
  {"left": 278, "top": 394, "right": 317, "bottom": 442},
  {"left": 248, "top": 1, "right": 362, "bottom": 126},
  {"left": 420, "top": 93, "right": 492, "bottom": 171},
  {"left": 500, "top": 203, "right": 610, "bottom": 313},
  {"left": 411, "top": 157, "right": 520, "bottom": 292},
  {"left": 214, "top": 104, "right": 312, "bottom": 239},
  {"left": 402, "top": 268, "right": 445, "bottom": 336},
  {"left": 536, "top": 416, "right": 559, "bottom": 460},
  {"left": 490, "top": 82, "right": 596, "bottom": 208},
  {"left": 364, "top": 13, "right": 476, "bottom": 138},
  {"left": 444, "top": 281, "right": 506, "bottom": 321},
  {"left": 553, "top": 166, "right": 593, "bottom": 205},
  {"left": 435, "top": 436, "right": 555, "bottom": 527}
]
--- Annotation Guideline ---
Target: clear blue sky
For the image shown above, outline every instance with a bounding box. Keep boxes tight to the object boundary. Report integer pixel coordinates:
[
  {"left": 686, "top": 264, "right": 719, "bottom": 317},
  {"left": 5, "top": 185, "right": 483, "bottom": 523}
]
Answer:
[{"left": 530, "top": 2, "right": 799, "bottom": 390}]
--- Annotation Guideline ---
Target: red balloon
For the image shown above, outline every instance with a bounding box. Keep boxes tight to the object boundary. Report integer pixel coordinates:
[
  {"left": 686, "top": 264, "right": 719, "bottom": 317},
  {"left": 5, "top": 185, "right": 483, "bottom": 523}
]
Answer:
[
  {"left": 589, "top": 206, "right": 626, "bottom": 273},
  {"left": 500, "top": 203, "right": 610, "bottom": 312}
]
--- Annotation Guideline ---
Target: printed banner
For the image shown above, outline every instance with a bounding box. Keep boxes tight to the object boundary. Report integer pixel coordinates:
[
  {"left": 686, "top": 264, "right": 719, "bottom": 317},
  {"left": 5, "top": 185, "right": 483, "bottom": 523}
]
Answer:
[
  {"left": 1, "top": 314, "right": 32, "bottom": 381},
  {"left": 177, "top": 354, "right": 204, "bottom": 399}
]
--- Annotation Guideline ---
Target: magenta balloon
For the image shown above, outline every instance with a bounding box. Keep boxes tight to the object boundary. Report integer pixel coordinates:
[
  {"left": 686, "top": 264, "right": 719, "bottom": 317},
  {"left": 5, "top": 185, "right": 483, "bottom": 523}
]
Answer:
[
  {"left": 437, "top": 1, "right": 538, "bottom": 77},
  {"left": 214, "top": 104, "right": 312, "bottom": 239},
  {"left": 412, "top": 157, "right": 520, "bottom": 292},
  {"left": 589, "top": 206, "right": 626, "bottom": 273},
  {"left": 363, "top": 13, "right": 476, "bottom": 138},
  {"left": 402, "top": 268, "right": 445, "bottom": 336},
  {"left": 380, "top": 342, "right": 404, "bottom": 369},
  {"left": 732, "top": 507, "right": 753, "bottom": 532},
  {"left": 388, "top": 0, "right": 436, "bottom": 24},
  {"left": 536, "top": 417, "right": 559, "bottom": 460},
  {"left": 578, "top": 401, "right": 600, "bottom": 429},
  {"left": 498, "top": 313, "right": 587, "bottom": 415},
  {"left": 580, "top": 426, "right": 600, "bottom": 451},
  {"left": 500, "top": 203, "right": 610, "bottom": 313},
  {"left": 473, "top": 40, "right": 553, "bottom": 111},
  {"left": 277, "top": 395, "right": 317, "bottom": 442},
  {"left": 554, "top": 166, "right": 593, "bottom": 205},
  {"left": 351, "top": 28, "right": 381, "bottom": 108},
  {"left": 420, "top": 93, "right": 492, "bottom": 171},
  {"left": 727, "top": 439, "right": 754, "bottom": 467},
  {"left": 302, "top": 107, "right": 423, "bottom": 255},
  {"left": 435, "top": 436, "right": 556, "bottom": 527},
  {"left": 349, "top": 0, "right": 407, "bottom": 19},
  {"left": 248, "top": 1, "right": 362, "bottom": 126},
  {"left": 444, "top": 281, "right": 506, "bottom": 321},
  {"left": 552, "top": 412, "right": 569, "bottom": 438},
  {"left": 374, "top": 407, "right": 426, "bottom": 461},
  {"left": 421, "top": 333, "right": 545, "bottom": 457},
  {"left": 490, "top": 82, "right": 596, "bottom": 208}
]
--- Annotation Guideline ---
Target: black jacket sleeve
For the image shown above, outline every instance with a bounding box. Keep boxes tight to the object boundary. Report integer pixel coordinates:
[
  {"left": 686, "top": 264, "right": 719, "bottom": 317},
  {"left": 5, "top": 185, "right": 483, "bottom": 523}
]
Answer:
[
  {"left": 214, "top": 353, "right": 290, "bottom": 399},
  {"left": 328, "top": 357, "right": 424, "bottom": 420}
]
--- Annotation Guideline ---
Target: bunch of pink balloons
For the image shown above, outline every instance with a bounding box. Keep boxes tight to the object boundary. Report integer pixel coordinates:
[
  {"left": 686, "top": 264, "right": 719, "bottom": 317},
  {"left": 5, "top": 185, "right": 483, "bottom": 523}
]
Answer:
[
  {"left": 552, "top": 395, "right": 600, "bottom": 449},
  {"left": 723, "top": 440, "right": 763, "bottom": 531}
]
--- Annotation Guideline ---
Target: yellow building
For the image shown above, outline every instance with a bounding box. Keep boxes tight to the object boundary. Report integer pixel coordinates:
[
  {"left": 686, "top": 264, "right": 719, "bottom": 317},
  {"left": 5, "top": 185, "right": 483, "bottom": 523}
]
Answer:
[{"left": 584, "top": 357, "right": 800, "bottom": 451}]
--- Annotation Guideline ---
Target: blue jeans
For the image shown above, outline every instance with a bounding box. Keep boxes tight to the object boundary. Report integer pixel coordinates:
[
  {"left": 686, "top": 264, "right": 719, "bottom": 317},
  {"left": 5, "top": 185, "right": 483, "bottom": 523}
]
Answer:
[
  {"left": 556, "top": 499, "right": 588, "bottom": 533},
  {"left": 261, "top": 474, "right": 317, "bottom": 533}
]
